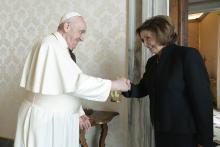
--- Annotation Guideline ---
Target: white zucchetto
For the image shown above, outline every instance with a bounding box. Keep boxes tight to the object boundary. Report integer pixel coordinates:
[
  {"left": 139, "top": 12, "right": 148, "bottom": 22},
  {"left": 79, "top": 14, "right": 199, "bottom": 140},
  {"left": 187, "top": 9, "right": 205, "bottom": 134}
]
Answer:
[{"left": 59, "top": 11, "right": 81, "bottom": 24}]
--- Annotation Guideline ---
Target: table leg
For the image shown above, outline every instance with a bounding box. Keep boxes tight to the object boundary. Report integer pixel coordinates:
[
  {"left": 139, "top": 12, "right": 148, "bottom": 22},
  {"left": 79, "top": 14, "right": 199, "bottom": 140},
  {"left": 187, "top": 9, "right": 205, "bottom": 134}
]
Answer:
[
  {"left": 99, "top": 124, "right": 108, "bottom": 147},
  {"left": 80, "top": 129, "right": 88, "bottom": 147}
]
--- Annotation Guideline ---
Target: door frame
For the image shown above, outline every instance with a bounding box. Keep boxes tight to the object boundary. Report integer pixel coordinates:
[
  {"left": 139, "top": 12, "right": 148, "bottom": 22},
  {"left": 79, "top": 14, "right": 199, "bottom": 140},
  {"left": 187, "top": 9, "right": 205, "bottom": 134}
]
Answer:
[{"left": 169, "top": 0, "right": 188, "bottom": 46}]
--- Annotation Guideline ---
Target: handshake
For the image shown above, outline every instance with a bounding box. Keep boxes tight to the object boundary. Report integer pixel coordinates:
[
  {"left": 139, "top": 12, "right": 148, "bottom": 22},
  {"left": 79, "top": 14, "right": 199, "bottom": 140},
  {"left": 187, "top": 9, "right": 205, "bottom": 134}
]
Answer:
[{"left": 111, "top": 77, "right": 131, "bottom": 92}]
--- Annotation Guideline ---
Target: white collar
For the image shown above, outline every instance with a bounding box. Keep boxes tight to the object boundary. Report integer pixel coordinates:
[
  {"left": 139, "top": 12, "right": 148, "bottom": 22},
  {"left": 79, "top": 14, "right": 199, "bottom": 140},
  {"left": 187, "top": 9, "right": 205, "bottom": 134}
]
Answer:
[{"left": 52, "top": 32, "right": 68, "bottom": 49}]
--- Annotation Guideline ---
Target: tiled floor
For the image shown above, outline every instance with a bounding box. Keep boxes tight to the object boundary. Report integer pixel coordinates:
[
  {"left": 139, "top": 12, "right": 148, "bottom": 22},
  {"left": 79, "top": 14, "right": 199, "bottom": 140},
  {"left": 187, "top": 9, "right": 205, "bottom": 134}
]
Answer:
[{"left": 214, "top": 109, "right": 220, "bottom": 147}]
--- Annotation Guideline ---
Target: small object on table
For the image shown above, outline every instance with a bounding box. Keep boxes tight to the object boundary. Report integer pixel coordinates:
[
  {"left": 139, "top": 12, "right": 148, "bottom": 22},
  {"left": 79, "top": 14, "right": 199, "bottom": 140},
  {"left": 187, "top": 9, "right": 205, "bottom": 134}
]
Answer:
[
  {"left": 80, "top": 109, "right": 119, "bottom": 147},
  {"left": 109, "top": 91, "right": 122, "bottom": 103}
]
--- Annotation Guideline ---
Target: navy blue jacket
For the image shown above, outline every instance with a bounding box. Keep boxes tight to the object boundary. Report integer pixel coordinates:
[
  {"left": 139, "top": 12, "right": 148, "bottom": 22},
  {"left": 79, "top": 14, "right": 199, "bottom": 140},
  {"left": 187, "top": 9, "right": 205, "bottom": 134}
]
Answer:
[{"left": 123, "top": 44, "right": 213, "bottom": 147}]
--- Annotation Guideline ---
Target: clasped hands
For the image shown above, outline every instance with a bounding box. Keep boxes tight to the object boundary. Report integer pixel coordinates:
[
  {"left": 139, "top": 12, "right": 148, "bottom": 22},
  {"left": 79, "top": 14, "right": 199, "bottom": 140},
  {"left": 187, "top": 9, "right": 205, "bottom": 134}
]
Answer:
[{"left": 111, "top": 77, "right": 131, "bottom": 92}]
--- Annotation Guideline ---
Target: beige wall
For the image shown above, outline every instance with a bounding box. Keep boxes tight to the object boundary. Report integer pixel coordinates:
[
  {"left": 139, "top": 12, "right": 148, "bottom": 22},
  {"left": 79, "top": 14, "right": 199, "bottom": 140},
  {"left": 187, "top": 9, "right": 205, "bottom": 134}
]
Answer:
[
  {"left": 0, "top": 0, "right": 128, "bottom": 146},
  {"left": 200, "top": 11, "right": 219, "bottom": 79},
  {"left": 188, "top": 21, "right": 199, "bottom": 49}
]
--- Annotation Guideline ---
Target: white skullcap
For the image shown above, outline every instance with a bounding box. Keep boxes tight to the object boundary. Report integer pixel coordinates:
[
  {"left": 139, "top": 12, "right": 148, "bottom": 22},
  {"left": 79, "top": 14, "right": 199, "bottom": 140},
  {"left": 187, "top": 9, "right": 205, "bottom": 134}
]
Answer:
[{"left": 59, "top": 11, "right": 81, "bottom": 24}]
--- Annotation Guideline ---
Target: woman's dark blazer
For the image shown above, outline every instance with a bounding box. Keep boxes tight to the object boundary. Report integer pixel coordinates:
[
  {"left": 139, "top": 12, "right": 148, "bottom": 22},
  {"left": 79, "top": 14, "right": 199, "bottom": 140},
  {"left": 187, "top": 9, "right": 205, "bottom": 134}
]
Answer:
[{"left": 123, "top": 44, "right": 213, "bottom": 146}]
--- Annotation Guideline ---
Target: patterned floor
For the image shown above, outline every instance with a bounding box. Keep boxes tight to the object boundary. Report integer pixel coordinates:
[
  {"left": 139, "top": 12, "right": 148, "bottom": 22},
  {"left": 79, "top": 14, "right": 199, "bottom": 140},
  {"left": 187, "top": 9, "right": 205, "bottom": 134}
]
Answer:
[{"left": 214, "top": 109, "right": 220, "bottom": 146}]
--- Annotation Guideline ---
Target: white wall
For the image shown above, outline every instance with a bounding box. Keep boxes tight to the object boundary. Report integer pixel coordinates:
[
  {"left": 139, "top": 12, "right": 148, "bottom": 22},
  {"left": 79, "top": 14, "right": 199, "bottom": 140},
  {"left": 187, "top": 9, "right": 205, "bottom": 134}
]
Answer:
[{"left": 0, "top": 0, "right": 128, "bottom": 146}]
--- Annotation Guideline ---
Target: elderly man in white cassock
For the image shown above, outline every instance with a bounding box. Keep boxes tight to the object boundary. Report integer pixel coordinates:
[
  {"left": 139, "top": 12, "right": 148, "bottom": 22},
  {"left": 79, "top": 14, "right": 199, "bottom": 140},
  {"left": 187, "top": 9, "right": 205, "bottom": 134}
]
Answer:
[{"left": 14, "top": 11, "right": 130, "bottom": 147}]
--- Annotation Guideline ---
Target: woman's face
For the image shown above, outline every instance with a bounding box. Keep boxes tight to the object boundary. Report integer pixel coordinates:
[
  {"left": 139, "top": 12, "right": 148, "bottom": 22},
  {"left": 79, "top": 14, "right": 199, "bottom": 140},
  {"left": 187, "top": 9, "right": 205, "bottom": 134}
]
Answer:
[{"left": 140, "top": 30, "right": 164, "bottom": 54}]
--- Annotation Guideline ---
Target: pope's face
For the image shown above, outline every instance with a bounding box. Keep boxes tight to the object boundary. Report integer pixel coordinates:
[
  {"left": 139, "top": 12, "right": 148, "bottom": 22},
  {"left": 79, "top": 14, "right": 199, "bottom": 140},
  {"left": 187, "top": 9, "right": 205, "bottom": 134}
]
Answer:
[
  {"left": 65, "top": 17, "right": 87, "bottom": 49},
  {"left": 140, "top": 30, "right": 163, "bottom": 54}
]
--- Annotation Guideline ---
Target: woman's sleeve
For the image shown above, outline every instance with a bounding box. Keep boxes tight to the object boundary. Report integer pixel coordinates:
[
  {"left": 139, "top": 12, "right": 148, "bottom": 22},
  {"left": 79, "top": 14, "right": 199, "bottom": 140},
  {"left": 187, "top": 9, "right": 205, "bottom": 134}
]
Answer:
[
  {"left": 183, "top": 48, "right": 213, "bottom": 146},
  {"left": 122, "top": 59, "right": 153, "bottom": 98}
]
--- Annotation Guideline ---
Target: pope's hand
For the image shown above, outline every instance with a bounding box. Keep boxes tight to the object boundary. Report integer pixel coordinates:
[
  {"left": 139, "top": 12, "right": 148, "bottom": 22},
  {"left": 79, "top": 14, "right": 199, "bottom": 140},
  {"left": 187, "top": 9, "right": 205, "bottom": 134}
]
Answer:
[{"left": 79, "top": 115, "right": 91, "bottom": 131}]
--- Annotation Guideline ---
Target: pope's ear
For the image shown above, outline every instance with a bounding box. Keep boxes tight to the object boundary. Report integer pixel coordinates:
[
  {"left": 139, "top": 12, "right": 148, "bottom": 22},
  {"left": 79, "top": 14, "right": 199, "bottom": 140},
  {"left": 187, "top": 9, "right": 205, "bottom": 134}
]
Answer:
[{"left": 63, "top": 22, "right": 71, "bottom": 32}]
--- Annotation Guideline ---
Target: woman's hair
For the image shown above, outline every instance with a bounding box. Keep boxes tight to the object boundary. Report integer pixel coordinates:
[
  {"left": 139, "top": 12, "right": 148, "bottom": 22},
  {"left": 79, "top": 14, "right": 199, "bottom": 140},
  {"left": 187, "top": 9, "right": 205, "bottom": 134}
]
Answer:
[{"left": 136, "top": 15, "right": 177, "bottom": 45}]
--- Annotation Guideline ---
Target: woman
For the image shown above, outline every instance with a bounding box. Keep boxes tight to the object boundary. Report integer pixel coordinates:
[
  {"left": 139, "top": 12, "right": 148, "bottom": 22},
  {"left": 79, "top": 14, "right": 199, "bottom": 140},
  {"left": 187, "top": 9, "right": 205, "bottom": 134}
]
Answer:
[{"left": 123, "top": 15, "right": 213, "bottom": 147}]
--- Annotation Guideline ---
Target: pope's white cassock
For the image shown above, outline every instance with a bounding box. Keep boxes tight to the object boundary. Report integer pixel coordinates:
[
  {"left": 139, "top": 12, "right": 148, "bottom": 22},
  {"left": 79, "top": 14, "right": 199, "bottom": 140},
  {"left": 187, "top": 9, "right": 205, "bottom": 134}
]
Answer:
[{"left": 14, "top": 32, "right": 111, "bottom": 147}]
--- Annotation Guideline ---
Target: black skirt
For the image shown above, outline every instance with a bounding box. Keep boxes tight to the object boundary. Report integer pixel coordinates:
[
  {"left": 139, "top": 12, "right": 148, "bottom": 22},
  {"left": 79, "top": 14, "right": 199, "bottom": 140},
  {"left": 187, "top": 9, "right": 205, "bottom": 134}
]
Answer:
[{"left": 155, "top": 132, "right": 197, "bottom": 147}]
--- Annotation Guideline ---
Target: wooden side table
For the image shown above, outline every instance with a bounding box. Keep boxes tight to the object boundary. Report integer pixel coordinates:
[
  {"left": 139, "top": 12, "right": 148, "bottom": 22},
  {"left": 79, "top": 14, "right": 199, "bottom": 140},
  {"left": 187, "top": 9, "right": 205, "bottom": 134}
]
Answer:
[{"left": 79, "top": 109, "right": 119, "bottom": 147}]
